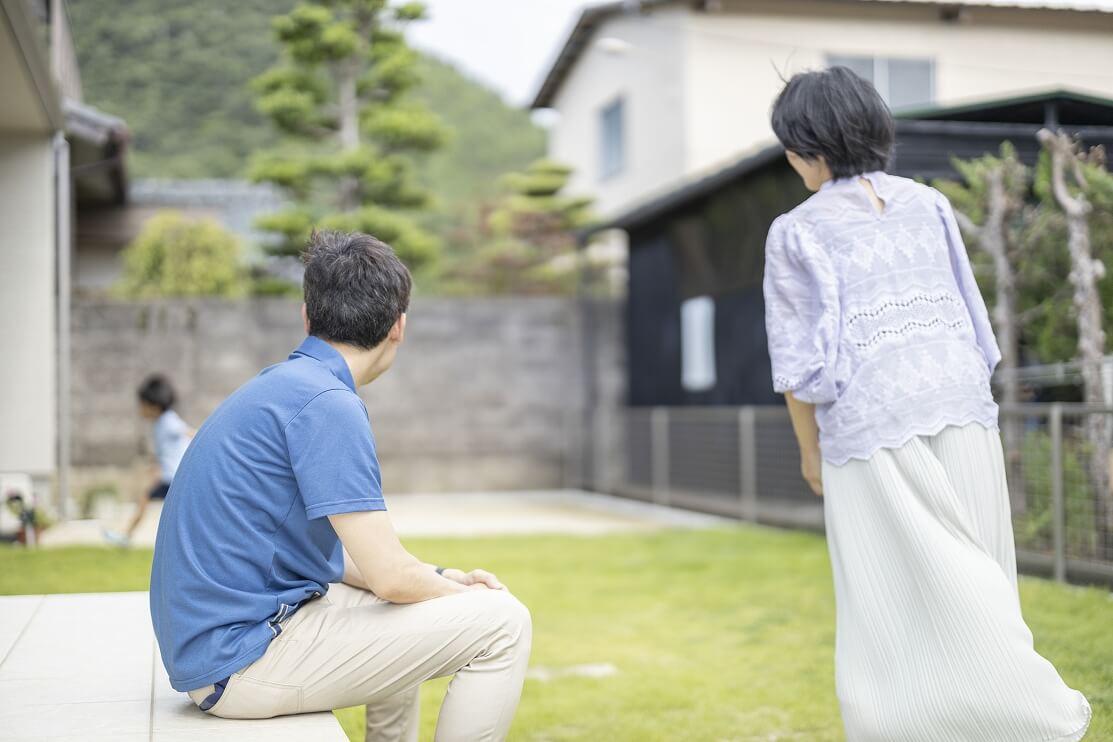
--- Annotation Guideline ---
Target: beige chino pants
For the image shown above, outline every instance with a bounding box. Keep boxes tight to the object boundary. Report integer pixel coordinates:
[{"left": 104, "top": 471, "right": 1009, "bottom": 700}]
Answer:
[{"left": 187, "top": 583, "right": 532, "bottom": 742}]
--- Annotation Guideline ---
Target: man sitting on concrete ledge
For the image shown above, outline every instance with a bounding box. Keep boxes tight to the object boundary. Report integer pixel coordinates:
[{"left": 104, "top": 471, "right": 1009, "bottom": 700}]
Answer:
[{"left": 150, "top": 230, "right": 532, "bottom": 742}]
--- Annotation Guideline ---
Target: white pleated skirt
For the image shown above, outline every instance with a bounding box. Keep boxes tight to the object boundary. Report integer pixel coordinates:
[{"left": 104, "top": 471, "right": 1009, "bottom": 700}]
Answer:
[{"left": 822, "top": 422, "right": 1092, "bottom": 742}]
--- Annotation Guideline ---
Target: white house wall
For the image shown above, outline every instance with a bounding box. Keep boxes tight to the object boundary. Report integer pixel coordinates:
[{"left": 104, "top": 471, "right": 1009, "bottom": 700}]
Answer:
[
  {"left": 683, "top": 2, "right": 1113, "bottom": 177},
  {"left": 0, "top": 133, "right": 57, "bottom": 478},
  {"left": 546, "top": 1, "right": 1113, "bottom": 217},
  {"left": 549, "top": 7, "right": 689, "bottom": 218}
]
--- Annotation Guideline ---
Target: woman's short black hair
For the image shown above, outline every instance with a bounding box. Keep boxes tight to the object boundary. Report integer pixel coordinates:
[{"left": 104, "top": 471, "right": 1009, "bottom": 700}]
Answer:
[
  {"left": 770, "top": 66, "right": 895, "bottom": 179},
  {"left": 138, "top": 374, "right": 176, "bottom": 412},
  {"left": 302, "top": 230, "right": 412, "bottom": 350}
]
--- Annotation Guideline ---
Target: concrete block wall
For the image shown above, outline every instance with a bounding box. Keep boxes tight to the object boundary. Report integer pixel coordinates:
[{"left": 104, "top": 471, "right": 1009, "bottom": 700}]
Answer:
[
  {"left": 70, "top": 297, "right": 624, "bottom": 496},
  {"left": 585, "top": 298, "right": 628, "bottom": 493}
]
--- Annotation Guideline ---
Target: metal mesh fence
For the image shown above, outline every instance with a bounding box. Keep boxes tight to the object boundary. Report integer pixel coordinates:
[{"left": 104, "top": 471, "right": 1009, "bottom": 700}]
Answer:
[
  {"left": 667, "top": 408, "right": 740, "bottom": 498},
  {"left": 619, "top": 406, "right": 822, "bottom": 527},
  {"left": 617, "top": 404, "right": 1113, "bottom": 584},
  {"left": 624, "top": 408, "right": 654, "bottom": 490},
  {"left": 1004, "top": 405, "right": 1113, "bottom": 583},
  {"left": 752, "top": 409, "right": 814, "bottom": 506}
]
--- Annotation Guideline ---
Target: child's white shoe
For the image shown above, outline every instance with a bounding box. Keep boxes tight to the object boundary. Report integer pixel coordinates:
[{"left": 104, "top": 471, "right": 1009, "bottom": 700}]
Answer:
[{"left": 103, "top": 529, "right": 131, "bottom": 548}]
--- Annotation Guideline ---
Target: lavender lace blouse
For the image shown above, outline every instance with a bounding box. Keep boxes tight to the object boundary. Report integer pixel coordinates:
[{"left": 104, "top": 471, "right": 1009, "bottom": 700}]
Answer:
[{"left": 763, "top": 171, "right": 1001, "bottom": 465}]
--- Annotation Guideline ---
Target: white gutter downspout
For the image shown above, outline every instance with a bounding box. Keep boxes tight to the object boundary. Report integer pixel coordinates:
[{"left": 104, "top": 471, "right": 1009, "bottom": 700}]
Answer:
[{"left": 54, "top": 130, "right": 71, "bottom": 520}]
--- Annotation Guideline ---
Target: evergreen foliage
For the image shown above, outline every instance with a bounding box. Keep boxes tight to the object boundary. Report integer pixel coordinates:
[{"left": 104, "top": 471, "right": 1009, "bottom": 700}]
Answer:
[
  {"left": 115, "top": 211, "right": 247, "bottom": 298},
  {"left": 68, "top": 0, "right": 546, "bottom": 270},
  {"left": 246, "top": 0, "right": 446, "bottom": 267},
  {"left": 934, "top": 144, "right": 1113, "bottom": 365},
  {"left": 442, "top": 159, "right": 594, "bottom": 294},
  {"left": 68, "top": 0, "right": 298, "bottom": 178}
]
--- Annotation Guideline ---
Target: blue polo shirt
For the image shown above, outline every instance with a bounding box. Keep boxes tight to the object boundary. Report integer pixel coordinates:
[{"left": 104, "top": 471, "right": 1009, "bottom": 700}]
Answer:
[{"left": 150, "top": 336, "right": 387, "bottom": 692}]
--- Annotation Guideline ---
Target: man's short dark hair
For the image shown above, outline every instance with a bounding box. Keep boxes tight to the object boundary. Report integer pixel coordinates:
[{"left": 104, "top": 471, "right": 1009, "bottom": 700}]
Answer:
[
  {"left": 138, "top": 374, "right": 176, "bottom": 412},
  {"left": 302, "top": 230, "right": 413, "bottom": 350},
  {"left": 770, "top": 66, "right": 895, "bottom": 179}
]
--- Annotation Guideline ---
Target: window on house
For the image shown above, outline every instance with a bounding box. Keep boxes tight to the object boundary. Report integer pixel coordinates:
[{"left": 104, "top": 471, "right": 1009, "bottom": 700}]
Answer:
[
  {"left": 681, "top": 296, "right": 716, "bottom": 392},
  {"left": 827, "top": 55, "right": 935, "bottom": 110},
  {"left": 599, "top": 97, "right": 625, "bottom": 179}
]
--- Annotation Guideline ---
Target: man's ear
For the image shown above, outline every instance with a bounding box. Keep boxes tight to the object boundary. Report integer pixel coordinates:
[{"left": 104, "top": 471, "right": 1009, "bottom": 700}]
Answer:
[
  {"left": 301, "top": 303, "right": 310, "bottom": 334},
  {"left": 390, "top": 313, "right": 407, "bottom": 343}
]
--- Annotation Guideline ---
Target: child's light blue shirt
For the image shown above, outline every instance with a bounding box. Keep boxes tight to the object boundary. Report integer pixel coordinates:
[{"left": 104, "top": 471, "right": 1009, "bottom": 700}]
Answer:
[{"left": 153, "top": 409, "right": 190, "bottom": 483}]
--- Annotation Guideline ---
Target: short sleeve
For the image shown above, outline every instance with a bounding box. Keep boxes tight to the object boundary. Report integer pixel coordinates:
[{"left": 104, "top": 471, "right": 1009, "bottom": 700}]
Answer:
[
  {"left": 165, "top": 412, "right": 187, "bottom": 438},
  {"left": 762, "top": 215, "right": 841, "bottom": 404},
  {"left": 934, "top": 190, "right": 1002, "bottom": 374},
  {"left": 285, "top": 390, "right": 387, "bottom": 520},
  {"left": 154, "top": 412, "right": 185, "bottom": 454}
]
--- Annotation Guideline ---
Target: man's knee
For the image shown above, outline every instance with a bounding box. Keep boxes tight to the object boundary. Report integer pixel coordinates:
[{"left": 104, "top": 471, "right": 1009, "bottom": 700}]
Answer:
[{"left": 478, "top": 589, "right": 531, "bottom": 640}]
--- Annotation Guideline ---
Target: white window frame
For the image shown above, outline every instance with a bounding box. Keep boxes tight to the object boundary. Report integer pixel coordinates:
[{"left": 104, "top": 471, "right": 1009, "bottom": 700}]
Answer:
[
  {"left": 680, "top": 296, "right": 716, "bottom": 393},
  {"left": 826, "top": 55, "right": 935, "bottom": 110},
  {"left": 599, "top": 96, "right": 626, "bottom": 180}
]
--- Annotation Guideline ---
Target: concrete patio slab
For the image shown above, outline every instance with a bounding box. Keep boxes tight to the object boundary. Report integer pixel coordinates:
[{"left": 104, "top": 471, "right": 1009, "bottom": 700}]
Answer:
[
  {"left": 40, "top": 490, "right": 730, "bottom": 548},
  {"left": 385, "top": 490, "right": 730, "bottom": 536},
  {"left": 0, "top": 593, "right": 347, "bottom": 742}
]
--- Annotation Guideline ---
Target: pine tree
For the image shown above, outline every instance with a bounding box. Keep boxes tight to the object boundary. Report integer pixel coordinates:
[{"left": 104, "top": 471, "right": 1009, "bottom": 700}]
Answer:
[
  {"left": 446, "top": 159, "right": 594, "bottom": 294},
  {"left": 249, "top": 0, "right": 447, "bottom": 268}
]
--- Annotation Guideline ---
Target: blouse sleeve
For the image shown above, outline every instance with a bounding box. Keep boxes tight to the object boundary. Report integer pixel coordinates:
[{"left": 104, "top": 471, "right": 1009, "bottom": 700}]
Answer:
[
  {"left": 762, "top": 215, "right": 841, "bottom": 404},
  {"left": 935, "top": 189, "right": 1002, "bottom": 374}
]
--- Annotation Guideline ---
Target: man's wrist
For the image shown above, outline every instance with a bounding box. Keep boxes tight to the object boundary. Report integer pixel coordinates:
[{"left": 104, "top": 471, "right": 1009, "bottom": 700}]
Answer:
[
  {"left": 439, "top": 567, "right": 464, "bottom": 582},
  {"left": 438, "top": 567, "right": 471, "bottom": 587}
]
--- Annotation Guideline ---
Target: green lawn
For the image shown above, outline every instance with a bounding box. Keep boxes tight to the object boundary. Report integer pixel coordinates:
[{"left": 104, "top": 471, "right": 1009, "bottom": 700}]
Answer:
[{"left": 2, "top": 528, "right": 1110, "bottom": 741}]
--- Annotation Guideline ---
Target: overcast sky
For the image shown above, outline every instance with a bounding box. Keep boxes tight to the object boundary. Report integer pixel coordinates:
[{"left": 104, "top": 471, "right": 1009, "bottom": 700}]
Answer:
[
  {"left": 407, "top": 0, "right": 1113, "bottom": 108},
  {"left": 407, "top": 0, "right": 595, "bottom": 107}
]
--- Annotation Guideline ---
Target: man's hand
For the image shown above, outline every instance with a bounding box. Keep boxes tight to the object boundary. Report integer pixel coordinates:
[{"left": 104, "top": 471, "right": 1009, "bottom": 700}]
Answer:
[
  {"left": 441, "top": 568, "right": 506, "bottom": 591},
  {"left": 330, "top": 511, "right": 469, "bottom": 604},
  {"left": 801, "top": 447, "right": 824, "bottom": 497}
]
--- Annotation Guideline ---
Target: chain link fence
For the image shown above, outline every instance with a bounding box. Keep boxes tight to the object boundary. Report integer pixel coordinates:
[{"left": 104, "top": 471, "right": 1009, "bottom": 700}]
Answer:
[
  {"left": 613, "top": 404, "right": 1113, "bottom": 586},
  {"left": 620, "top": 406, "right": 821, "bottom": 531},
  {"left": 1004, "top": 404, "right": 1113, "bottom": 584}
]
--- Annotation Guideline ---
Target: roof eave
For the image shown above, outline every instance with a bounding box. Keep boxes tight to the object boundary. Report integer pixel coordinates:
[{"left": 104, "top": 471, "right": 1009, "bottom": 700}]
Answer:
[
  {"left": 895, "top": 86, "right": 1113, "bottom": 120},
  {"left": 64, "top": 98, "right": 129, "bottom": 146},
  {"left": 583, "top": 86, "right": 1113, "bottom": 240},
  {"left": 1, "top": 0, "right": 64, "bottom": 130},
  {"left": 534, "top": 1, "right": 1113, "bottom": 111},
  {"left": 531, "top": 0, "right": 676, "bottom": 110},
  {"left": 580, "top": 142, "right": 786, "bottom": 240}
]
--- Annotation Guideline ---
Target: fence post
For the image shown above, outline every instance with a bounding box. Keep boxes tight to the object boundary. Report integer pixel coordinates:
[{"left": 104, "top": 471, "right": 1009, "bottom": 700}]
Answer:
[
  {"left": 738, "top": 407, "right": 758, "bottom": 521},
  {"left": 593, "top": 406, "right": 610, "bottom": 495},
  {"left": 651, "top": 407, "right": 670, "bottom": 506},
  {"left": 1050, "top": 403, "right": 1066, "bottom": 583}
]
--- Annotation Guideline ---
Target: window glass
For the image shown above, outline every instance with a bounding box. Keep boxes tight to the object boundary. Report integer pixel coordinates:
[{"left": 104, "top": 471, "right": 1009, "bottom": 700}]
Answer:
[
  {"left": 681, "top": 296, "right": 716, "bottom": 392},
  {"left": 887, "top": 58, "right": 934, "bottom": 110},
  {"left": 828, "top": 54, "right": 875, "bottom": 85},
  {"left": 600, "top": 97, "right": 625, "bottom": 179},
  {"left": 826, "top": 55, "right": 934, "bottom": 109}
]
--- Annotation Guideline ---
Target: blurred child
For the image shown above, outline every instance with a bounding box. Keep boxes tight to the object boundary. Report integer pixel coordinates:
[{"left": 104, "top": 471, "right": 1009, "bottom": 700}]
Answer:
[{"left": 105, "top": 375, "right": 193, "bottom": 546}]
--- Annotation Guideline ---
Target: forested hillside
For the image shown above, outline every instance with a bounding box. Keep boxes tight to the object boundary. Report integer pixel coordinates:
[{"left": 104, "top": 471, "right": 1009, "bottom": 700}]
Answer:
[{"left": 68, "top": 0, "right": 545, "bottom": 212}]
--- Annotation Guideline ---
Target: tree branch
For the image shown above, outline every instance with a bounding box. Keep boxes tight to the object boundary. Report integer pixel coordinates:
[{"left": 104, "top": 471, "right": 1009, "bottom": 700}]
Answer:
[
  {"left": 952, "top": 208, "right": 981, "bottom": 239},
  {"left": 1037, "top": 128, "right": 1091, "bottom": 219}
]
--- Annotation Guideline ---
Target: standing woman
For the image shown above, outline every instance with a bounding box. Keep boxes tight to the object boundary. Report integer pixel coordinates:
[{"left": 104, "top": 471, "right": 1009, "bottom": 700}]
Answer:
[{"left": 763, "top": 67, "right": 1091, "bottom": 742}]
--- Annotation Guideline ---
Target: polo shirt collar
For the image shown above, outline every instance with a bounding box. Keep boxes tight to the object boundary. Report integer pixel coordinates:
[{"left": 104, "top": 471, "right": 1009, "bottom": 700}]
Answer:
[{"left": 291, "top": 336, "right": 357, "bottom": 392}]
